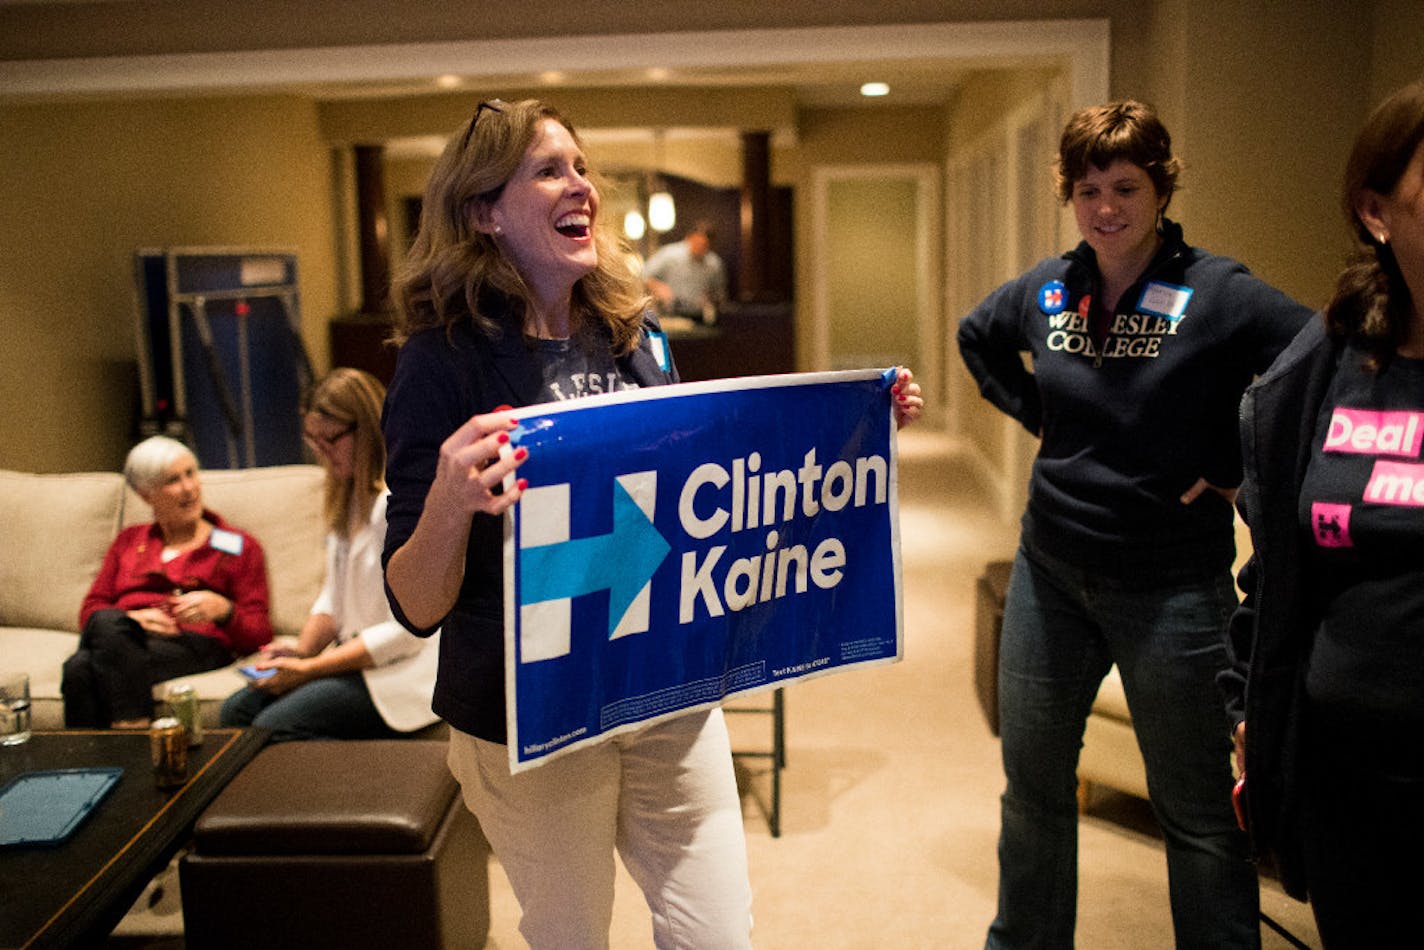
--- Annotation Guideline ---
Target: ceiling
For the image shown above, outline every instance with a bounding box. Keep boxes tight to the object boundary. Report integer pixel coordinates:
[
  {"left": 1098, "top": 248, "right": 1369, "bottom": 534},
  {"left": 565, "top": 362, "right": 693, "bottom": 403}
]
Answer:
[
  {"left": 1, "top": 19, "right": 1103, "bottom": 164},
  {"left": 0, "top": 21, "right": 1048, "bottom": 109},
  {"left": 299, "top": 58, "right": 971, "bottom": 110},
  {"left": 338, "top": 59, "right": 972, "bottom": 159}
]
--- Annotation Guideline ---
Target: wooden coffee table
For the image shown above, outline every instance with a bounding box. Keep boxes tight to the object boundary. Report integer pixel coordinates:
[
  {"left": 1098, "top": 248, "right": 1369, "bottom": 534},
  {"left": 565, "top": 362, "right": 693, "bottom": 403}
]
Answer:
[{"left": 0, "top": 728, "right": 267, "bottom": 950}]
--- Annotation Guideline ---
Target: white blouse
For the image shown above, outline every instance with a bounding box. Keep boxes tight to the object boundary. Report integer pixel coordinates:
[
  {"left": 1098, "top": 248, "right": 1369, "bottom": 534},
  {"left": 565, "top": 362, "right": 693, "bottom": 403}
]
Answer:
[{"left": 310, "top": 491, "right": 440, "bottom": 732}]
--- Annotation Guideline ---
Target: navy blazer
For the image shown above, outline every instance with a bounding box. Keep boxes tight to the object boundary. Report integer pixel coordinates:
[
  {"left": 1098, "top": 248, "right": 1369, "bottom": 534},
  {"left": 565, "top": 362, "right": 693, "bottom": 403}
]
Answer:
[
  {"left": 1221, "top": 315, "right": 1338, "bottom": 899},
  {"left": 381, "top": 312, "right": 678, "bottom": 742}
]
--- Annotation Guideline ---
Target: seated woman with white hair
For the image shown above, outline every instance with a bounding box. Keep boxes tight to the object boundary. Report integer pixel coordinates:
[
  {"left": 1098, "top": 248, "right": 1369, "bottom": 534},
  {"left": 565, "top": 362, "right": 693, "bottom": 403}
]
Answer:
[{"left": 62, "top": 435, "right": 272, "bottom": 728}]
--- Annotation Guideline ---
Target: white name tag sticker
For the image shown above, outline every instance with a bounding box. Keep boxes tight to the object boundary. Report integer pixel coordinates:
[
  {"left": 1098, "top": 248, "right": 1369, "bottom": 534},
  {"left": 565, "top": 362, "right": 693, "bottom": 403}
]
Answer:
[
  {"left": 209, "top": 528, "right": 244, "bottom": 555},
  {"left": 1137, "top": 281, "right": 1193, "bottom": 321},
  {"left": 648, "top": 331, "right": 672, "bottom": 373}
]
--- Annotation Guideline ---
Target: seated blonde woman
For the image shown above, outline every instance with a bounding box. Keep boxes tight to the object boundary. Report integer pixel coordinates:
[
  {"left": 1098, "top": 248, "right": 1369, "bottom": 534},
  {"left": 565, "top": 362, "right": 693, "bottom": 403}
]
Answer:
[
  {"left": 221, "top": 368, "right": 439, "bottom": 741},
  {"left": 63, "top": 435, "right": 272, "bottom": 728}
]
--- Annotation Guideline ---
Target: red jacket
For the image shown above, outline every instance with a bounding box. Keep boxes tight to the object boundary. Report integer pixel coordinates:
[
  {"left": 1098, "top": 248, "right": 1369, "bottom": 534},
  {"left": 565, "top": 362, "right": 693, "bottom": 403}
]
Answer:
[{"left": 79, "top": 510, "right": 272, "bottom": 656}]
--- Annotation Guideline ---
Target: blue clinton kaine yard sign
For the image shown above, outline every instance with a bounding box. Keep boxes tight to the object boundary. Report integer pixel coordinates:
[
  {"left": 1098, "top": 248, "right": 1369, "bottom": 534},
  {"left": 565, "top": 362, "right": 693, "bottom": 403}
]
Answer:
[{"left": 504, "top": 368, "right": 904, "bottom": 771}]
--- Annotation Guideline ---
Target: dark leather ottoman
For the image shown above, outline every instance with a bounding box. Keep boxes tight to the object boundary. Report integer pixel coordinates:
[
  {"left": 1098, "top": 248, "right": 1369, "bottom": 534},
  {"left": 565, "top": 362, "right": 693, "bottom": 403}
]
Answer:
[{"left": 180, "top": 740, "right": 489, "bottom": 949}]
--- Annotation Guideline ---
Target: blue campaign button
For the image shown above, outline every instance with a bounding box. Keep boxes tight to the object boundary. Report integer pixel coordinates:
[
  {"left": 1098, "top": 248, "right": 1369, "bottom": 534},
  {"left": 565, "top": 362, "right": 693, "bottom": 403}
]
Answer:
[{"left": 1038, "top": 280, "right": 1067, "bottom": 315}]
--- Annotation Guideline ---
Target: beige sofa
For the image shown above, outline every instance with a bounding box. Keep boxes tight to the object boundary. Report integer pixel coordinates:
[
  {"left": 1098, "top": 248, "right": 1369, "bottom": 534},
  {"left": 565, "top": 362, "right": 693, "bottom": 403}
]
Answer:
[
  {"left": 1076, "top": 669, "right": 1147, "bottom": 805},
  {"left": 0, "top": 464, "right": 327, "bottom": 731}
]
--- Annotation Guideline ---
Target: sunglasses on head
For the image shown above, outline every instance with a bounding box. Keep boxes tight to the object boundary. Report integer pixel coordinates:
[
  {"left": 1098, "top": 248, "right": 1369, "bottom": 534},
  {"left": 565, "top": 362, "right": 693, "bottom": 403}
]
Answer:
[{"left": 459, "top": 99, "right": 507, "bottom": 153}]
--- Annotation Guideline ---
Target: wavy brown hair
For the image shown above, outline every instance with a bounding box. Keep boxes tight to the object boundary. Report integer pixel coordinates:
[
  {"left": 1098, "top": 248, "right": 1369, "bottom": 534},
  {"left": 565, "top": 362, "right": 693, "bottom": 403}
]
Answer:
[
  {"left": 1324, "top": 79, "right": 1424, "bottom": 367},
  {"left": 305, "top": 368, "right": 386, "bottom": 538},
  {"left": 390, "top": 98, "right": 649, "bottom": 354},
  {"left": 1055, "top": 100, "right": 1182, "bottom": 211}
]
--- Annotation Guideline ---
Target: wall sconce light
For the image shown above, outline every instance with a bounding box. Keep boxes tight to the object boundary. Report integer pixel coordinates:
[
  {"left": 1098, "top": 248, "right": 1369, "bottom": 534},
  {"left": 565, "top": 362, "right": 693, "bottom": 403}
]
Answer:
[
  {"left": 647, "top": 188, "right": 676, "bottom": 233},
  {"left": 624, "top": 208, "right": 647, "bottom": 240},
  {"left": 647, "top": 129, "right": 676, "bottom": 233}
]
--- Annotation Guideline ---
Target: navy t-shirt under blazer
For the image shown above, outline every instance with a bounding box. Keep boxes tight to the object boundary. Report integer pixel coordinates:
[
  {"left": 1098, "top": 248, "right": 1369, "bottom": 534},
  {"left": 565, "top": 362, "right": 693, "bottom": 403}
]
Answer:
[{"left": 1299, "top": 342, "right": 1424, "bottom": 721}]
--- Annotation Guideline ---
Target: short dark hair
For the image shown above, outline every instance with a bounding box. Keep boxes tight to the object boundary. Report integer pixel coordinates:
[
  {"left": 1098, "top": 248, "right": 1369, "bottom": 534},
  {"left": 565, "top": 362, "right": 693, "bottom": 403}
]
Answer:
[
  {"left": 686, "top": 220, "right": 716, "bottom": 243},
  {"left": 1055, "top": 100, "right": 1182, "bottom": 209}
]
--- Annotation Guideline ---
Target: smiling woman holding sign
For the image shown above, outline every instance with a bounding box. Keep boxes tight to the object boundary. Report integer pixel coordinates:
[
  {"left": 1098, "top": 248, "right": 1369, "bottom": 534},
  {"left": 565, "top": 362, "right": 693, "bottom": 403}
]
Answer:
[
  {"left": 382, "top": 96, "right": 925, "bottom": 948},
  {"left": 957, "top": 101, "right": 1312, "bottom": 948}
]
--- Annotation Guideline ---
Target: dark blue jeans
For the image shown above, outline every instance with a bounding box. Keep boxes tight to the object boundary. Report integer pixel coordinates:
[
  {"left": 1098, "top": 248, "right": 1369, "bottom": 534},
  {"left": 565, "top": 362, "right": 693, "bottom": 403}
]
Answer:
[
  {"left": 220, "top": 672, "right": 401, "bottom": 742},
  {"left": 986, "top": 544, "right": 1259, "bottom": 949}
]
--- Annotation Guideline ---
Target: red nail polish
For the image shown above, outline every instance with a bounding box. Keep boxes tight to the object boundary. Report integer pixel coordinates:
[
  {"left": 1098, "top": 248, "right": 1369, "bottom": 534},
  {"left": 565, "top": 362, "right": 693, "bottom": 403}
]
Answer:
[
  {"left": 514, "top": 447, "right": 528, "bottom": 461},
  {"left": 497, "top": 432, "right": 510, "bottom": 444},
  {"left": 494, "top": 404, "right": 513, "bottom": 412},
  {"left": 515, "top": 478, "right": 528, "bottom": 491},
  {"left": 891, "top": 385, "right": 901, "bottom": 395}
]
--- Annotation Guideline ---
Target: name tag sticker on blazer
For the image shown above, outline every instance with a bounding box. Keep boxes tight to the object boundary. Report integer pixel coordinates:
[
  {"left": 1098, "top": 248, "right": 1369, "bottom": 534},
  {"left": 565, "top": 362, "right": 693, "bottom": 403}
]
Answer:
[
  {"left": 209, "top": 528, "right": 244, "bottom": 555},
  {"left": 1137, "top": 281, "right": 1194, "bottom": 321},
  {"left": 648, "top": 331, "right": 672, "bottom": 373}
]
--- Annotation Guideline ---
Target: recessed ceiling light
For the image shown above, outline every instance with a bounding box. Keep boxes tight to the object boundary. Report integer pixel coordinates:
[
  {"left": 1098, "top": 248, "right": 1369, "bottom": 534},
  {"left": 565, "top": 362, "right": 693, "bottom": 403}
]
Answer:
[
  {"left": 540, "top": 71, "right": 566, "bottom": 85},
  {"left": 860, "top": 82, "right": 890, "bottom": 98},
  {"left": 647, "top": 67, "right": 671, "bottom": 82},
  {"left": 435, "top": 74, "right": 462, "bottom": 89}
]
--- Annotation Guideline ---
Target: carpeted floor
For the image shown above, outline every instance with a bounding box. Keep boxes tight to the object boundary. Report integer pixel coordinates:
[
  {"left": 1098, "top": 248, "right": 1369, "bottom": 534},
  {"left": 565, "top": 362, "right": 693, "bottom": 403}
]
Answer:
[{"left": 112, "top": 429, "right": 1321, "bottom": 949}]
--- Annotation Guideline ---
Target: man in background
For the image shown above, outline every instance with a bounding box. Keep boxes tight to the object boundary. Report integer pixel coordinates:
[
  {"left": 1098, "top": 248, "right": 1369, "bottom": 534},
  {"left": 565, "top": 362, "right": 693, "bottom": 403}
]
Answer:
[{"left": 643, "top": 221, "right": 728, "bottom": 324}]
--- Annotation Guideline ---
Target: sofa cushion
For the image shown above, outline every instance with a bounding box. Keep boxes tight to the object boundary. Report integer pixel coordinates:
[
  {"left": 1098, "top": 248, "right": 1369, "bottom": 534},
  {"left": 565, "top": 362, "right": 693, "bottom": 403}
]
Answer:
[
  {"left": 0, "top": 626, "right": 83, "bottom": 730},
  {"left": 122, "top": 464, "right": 326, "bottom": 638},
  {"left": 0, "top": 470, "right": 124, "bottom": 632}
]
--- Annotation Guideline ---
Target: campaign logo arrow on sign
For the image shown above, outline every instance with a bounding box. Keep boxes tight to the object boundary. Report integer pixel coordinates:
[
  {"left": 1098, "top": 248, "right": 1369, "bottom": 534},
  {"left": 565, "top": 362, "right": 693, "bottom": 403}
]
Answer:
[{"left": 519, "top": 477, "right": 671, "bottom": 637}]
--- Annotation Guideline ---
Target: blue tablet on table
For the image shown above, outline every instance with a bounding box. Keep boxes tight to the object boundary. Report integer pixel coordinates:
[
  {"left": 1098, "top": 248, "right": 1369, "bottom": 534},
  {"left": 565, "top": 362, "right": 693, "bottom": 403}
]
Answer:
[{"left": 0, "top": 767, "right": 123, "bottom": 848}]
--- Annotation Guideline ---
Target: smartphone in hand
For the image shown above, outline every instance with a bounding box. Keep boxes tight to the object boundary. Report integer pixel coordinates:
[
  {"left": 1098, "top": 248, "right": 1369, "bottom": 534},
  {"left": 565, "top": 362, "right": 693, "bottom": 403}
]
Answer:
[{"left": 238, "top": 664, "right": 277, "bottom": 682}]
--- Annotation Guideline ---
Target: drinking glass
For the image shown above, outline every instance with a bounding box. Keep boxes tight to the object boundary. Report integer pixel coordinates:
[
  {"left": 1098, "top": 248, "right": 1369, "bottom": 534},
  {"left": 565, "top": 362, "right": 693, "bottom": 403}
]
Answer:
[{"left": 0, "top": 671, "right": 31, "bottom": 746}]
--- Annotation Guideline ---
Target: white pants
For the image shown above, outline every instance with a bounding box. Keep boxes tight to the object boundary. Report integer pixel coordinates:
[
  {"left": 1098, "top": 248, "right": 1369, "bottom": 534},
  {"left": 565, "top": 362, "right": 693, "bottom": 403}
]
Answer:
[{"left": 447, "top": 707, "right": 754, "bottom": 949}]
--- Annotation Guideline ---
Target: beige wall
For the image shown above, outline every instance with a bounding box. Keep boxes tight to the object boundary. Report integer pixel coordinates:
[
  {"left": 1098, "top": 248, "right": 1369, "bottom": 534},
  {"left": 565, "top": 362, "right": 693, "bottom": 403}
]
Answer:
[
  {"left": 0, "top": 95, "right": 338, "bottom": 472},
  {"left": 793, "top": 105, "right": 949, "bottom": 370},
  {"left": 946, "top": 69, "right": 1063, "bottom": 154},
  {"left": 943, "top": 68, "right": 1067, "bottom": 515},
  {"left": 1160, "top": 0, "right": 1371, "bottom": 311},
  {"left": 825, "top": 177, "right": 923, "bottom": 368},
  {"left": 1370, "top": 0, "right": 1424, "bottom": 104}
]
